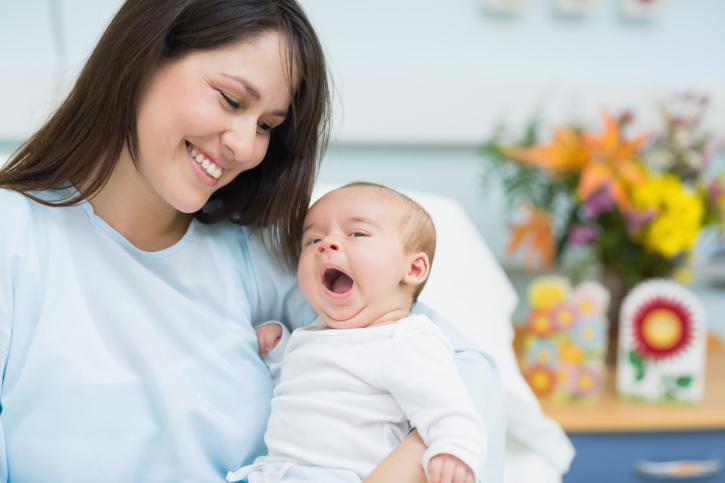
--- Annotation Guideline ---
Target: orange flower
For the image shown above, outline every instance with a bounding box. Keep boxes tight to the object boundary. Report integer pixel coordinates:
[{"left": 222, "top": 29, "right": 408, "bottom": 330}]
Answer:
[
  {"left": 525, "top": 364, "right": 557, "bottom": 398},
  {"left": 503, "top": 127, "right": 590, "bottom": 173},
  {"left": 507, "top": 205, "right": 555, "bottom": 269},
  {"left": 578, "top": 112, "right": 649, "bottom": 209}
]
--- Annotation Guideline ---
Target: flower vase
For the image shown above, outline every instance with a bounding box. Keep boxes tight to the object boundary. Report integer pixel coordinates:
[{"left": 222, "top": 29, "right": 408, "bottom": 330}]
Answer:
[{"left": 603, "top": 268, "right": 633, "bottom": 365}]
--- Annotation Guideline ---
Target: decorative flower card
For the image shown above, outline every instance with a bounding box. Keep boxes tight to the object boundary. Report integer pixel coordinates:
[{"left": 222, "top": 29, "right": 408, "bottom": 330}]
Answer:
[
  {"left": 555, "top": 0, "right": 597, "bottom": 17},
  {"left": 484, "top": 0, "right": 525, "bottom": 15},
  {"left": 620, "top": 0, "right": 661, "bottom": 21},
  {"left": 523, "top": 276, "right": 610, "bottom": 401},
  {"left": 617, "top": 279, "right": 707, "bottom": 402}
]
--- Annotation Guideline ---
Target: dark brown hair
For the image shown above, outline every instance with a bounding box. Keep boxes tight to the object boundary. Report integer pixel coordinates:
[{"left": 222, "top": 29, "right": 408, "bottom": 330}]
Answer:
[{"left": 0, "top": 0, "right": 330, "bottom": 267}]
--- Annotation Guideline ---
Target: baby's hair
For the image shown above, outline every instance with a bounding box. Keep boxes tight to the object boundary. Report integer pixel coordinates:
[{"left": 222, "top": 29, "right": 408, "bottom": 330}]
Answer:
[{"left": 340, "top": 182, "right": 436, "bottom": 302}]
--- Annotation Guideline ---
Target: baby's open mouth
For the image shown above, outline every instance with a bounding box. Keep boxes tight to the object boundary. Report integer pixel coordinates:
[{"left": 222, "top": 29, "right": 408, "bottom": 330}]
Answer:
[{"left": 323, "top": 268, "right": 354, "bottom": 294}]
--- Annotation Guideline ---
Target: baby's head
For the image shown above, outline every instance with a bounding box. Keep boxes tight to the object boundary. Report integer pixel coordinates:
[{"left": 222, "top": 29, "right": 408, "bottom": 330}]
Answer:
[{"left": 299, "top": 182, "right": 436, "bottom": 329}]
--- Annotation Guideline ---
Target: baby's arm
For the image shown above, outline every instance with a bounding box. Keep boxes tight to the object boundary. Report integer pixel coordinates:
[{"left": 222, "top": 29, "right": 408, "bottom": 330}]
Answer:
[{"left": 383, "top": 317, "right": 485, "bottom": 483}]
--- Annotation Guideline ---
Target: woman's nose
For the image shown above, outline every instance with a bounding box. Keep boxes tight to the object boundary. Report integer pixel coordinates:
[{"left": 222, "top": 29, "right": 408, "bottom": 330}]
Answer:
[{"left": 222, "top": 119, "right": 256, "bottom": 164}]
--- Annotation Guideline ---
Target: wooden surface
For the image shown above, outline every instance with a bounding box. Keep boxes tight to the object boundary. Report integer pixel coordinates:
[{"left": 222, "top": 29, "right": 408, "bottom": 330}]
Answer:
[{"left": 514, "top": 330, "right": 725, "bottom": 433}]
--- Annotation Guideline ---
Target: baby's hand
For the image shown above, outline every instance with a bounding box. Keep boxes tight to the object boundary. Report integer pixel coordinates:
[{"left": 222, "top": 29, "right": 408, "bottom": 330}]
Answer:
[
  {"left": 255, "top": 323, "right": 283, "bottom": 356},
  {"left": 428, "top": 454, "right": 474, "bottom": 483}
]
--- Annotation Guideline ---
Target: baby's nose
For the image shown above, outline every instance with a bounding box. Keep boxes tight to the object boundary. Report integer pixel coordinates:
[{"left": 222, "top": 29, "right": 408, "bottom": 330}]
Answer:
[{"left": 318, "top": 238, "right": 340, "bottom": 252}]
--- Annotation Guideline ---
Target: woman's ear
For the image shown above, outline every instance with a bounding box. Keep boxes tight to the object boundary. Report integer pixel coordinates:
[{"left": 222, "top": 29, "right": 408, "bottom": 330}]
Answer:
[{"left": 402, "top": 252, "right": 430, "bottom": 287}]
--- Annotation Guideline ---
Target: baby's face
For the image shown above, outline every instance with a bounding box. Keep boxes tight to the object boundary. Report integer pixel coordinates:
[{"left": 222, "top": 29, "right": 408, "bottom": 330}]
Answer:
[{"left": 299, "top": 186, "right": 413, "bottom": 329}]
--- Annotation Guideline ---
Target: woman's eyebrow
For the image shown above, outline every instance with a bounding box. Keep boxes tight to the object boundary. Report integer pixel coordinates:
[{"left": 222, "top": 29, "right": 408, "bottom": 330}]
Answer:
[{"left": 220, "top": 73, "right": 288, "bottom": 118}]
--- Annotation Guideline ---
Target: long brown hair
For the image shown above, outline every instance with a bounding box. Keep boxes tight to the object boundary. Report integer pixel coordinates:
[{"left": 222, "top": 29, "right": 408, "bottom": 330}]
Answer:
[{"left": 0, "top": 0, "right": 330, "bottom": 267}]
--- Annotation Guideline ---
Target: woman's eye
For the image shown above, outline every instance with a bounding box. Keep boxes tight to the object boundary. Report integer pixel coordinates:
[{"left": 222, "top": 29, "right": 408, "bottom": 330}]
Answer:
[
  {"left": 306, "top": 238, "right": 321, "bottom": 246},
  {"left": 350, "top": 232, "right": 367, "bottom": 238},
  {"left": 257, "top": 121, "right": 272, "bottom": 133},
  {"left": 219, "top": 91, "right": 240, "bottom": 109}
]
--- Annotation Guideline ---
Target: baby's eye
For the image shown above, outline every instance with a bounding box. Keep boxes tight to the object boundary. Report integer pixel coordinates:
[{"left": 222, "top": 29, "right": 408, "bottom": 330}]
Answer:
[{"left": 350, "top": 232, "right": 367, "bottom": 238}]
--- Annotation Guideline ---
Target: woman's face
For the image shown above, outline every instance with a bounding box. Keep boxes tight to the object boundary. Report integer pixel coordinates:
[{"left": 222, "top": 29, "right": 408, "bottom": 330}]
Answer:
[{"left": 133, "top": 30, "right": 295, "bottom": 214}]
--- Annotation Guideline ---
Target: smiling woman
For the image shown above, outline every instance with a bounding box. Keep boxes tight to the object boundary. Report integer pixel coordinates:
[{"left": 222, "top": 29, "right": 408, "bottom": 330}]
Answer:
[
  {"left": 0, "top": 1, "right": 333, "bottom": 481},
  {"left": 0, "top": 0, "right": 329, "bottom": 264}
]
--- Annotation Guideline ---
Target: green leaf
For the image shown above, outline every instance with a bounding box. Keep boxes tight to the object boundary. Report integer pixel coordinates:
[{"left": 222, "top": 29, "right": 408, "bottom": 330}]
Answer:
[
  {"left": 629, "top": 351, "right": 646, "bottom": 381},
  {"left": 676, "top": 376, "right": 693, "bottom": 388}
]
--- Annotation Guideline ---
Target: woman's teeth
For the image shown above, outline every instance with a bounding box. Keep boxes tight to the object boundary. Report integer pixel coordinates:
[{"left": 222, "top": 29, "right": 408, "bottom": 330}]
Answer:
[{"left": 189, "top": 146, "right": 224, "bottom": 179}]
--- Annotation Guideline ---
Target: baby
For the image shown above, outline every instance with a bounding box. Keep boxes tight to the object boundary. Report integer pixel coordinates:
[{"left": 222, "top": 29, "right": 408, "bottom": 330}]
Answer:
[{"left": 228, "top": 182, "right": 485, "bottom": 483}]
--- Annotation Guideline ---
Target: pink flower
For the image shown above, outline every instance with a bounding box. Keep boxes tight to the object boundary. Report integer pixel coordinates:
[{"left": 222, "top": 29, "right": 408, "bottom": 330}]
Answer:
[
  {"left": 567, "top": 224, "right": 599, "bottom": 248},
  {"left": 583, "top": 188, "right": 616, "bottom": 219},
  {"left": 625, "top": 208, "right": 657, "bottom": 233}
]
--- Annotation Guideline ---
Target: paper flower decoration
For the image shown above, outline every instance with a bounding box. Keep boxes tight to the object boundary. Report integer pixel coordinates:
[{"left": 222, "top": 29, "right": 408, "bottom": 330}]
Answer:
[
  {"left": 617, "top": 279, "right": 706, "bottom": 402},
  {"left": 631, "top": 296, "right": 694, "bottom": 361},
  {"left": 522, "top": 276, "right": 610, "bottom": 401}
]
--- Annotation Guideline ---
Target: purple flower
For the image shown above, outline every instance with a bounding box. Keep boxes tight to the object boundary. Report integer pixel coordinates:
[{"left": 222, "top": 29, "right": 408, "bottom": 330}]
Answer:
[
  {"left": 708, "top": 179, "right": 724, "bottom": 206},
  {"left": 583, "top": 188, "right": 616, "bottom": 219},
  {"left": 625, "top": 208, "right": 657, "bottom": 233},
  {"left": 567, "top": 224, "right": 599, "bottom": 248}
]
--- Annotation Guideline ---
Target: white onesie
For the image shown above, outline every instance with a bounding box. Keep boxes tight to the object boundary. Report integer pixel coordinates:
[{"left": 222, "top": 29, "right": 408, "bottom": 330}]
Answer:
[{"left": 228, "top": 314, "right": 485, "bottom": 482}]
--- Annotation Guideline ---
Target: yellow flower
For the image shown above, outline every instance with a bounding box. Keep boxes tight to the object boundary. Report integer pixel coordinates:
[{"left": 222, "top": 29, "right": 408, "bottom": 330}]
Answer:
[
  {"left": 630, "top": 174, "right": 704, "bottom": 258},
  {"left": 560, "top": 341, "right": 585, "bottom": 364},
  {"left": 528, "top": 276, "right": 571, "bottom": 310}
]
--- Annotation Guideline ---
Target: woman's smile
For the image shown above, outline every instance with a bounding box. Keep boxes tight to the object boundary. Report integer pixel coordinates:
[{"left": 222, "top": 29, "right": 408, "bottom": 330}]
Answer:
[{"left": 186, "top": 140, "right": 226, "bottom": 186}]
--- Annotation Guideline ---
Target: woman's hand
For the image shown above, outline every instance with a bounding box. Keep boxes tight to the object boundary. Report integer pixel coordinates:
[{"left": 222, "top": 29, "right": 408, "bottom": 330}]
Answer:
[
  {"left": 255, "top": 323, "right": 283, "bottom": 356},
  {"left": 363, "top": 430, "right": 427, "bottom": 483},
  {"left": 428, "top": 453, "right": 475, "bottom": 483}
]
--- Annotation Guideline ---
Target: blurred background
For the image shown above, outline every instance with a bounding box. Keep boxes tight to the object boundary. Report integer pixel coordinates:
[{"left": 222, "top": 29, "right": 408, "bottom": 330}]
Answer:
[
  {"left": 2, "top": 0, "right": 723, "bottom": 322},
  {"left": 1, "top": 0, "right": 723, "bottom": 246}
]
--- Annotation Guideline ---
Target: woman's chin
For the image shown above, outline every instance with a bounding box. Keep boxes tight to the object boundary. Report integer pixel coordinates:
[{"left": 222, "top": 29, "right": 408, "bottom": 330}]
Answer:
[{"left": 170, "top": 192, "right": 209, "bottom": 214}]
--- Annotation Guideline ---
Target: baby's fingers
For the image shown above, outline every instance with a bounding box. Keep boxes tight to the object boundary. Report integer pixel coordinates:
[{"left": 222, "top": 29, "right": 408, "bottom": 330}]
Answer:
[
  {"left": 452, "top": 463, "right": 472, "bottom": 483},
  {"left": 428, "top": 458, "right": 443, "bottom": 483}
]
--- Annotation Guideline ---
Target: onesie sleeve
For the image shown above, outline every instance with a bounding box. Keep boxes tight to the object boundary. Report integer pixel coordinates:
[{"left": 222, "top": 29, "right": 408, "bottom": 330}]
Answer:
[
  {"left": 383, "top": 317, "right": 485, "bottom": 481},
  {"left": 243, "top": 230, "right": 316, "bottom": 331}
]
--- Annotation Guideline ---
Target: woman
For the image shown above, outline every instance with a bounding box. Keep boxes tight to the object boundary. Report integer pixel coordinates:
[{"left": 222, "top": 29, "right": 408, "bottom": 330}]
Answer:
[{"left": 0, "top": 1, "right": 500, "bottom": 482}]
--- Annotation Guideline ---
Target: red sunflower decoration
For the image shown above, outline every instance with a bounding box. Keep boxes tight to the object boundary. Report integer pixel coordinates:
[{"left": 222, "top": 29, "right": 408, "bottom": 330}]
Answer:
[{"left": 631, "top": 296, "right": 693, "bottom": 361}]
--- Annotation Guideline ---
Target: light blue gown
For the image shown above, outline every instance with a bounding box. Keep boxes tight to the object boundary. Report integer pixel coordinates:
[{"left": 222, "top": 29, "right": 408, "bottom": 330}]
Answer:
[{"left": 0, "top": 188, "right": 504, "bottom": 483}]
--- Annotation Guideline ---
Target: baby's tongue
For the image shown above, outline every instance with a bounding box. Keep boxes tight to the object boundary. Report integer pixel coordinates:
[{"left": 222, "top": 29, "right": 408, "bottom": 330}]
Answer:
[{"left": 333, "top": 273, "right": 353, "bottom": 293}]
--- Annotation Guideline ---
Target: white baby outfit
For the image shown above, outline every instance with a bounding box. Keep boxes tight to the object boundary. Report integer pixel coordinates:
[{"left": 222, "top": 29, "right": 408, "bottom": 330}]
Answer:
[{"left": 227, "top": 314, "right": 485, "bottom": 483}]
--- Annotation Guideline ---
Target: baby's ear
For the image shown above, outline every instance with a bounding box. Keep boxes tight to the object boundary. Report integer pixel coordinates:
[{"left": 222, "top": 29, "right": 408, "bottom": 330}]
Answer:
[{"left": 402, "top": 252, "right": 430, "bottom": 287}]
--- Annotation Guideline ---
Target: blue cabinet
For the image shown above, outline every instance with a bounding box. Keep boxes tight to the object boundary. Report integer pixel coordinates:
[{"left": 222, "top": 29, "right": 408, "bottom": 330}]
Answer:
[{"left": 565, "top": 431, "right": 725, "bottom": 483}]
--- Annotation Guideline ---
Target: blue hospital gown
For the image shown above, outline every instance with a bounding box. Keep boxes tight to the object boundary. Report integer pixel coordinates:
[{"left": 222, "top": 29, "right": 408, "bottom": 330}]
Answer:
[{"left": 0, "top": 188, "right": 503, "bottom": 482}]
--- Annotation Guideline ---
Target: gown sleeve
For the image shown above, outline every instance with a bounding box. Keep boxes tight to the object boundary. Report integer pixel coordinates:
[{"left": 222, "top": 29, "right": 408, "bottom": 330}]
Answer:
[
  {"left": 243, "top": 230, "right": 316, "bottom": 331},
  {"left": 0, "top": 189, "right": 37, "bottom": 483}
]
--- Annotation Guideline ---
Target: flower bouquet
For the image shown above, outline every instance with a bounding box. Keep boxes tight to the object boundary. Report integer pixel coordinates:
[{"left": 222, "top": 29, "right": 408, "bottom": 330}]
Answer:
[{"left": 482, "top": 93, "right": 724, "bottom": 357}]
